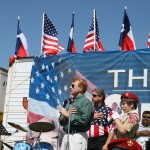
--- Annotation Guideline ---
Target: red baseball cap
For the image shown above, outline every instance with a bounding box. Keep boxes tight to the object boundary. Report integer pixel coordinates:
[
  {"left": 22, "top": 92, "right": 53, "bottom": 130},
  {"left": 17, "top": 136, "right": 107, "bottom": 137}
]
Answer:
[
  {"left": 108, "top": 138, "right": 142, "bottom": 150},
  {"left": 121, "top": 92, "right": 139, "bottom": 103}
]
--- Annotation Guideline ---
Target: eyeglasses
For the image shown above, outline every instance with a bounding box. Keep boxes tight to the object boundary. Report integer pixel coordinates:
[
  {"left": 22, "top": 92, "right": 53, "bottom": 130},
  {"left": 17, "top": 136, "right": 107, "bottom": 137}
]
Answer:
[
  {"left": 143, "top": 116, "right": 150, "bottom": 119},
  {"left": 92, "top": 94, "right": 99, "bottom": 97},
  {"left": 71, "top": 84, "right": 75, "bottom": 88}
]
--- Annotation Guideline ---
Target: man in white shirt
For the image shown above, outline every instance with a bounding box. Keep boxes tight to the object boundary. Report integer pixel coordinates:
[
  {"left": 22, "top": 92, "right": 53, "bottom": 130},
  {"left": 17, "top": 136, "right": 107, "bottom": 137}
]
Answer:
[{"left": 136, "top": 110, "right": 150, "bottom": 150}]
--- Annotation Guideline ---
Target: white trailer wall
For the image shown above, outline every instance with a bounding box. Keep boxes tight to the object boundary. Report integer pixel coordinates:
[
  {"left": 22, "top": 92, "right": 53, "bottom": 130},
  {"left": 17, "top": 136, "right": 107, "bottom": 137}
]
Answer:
[{"left": 2, "top": 57, "right": 33, "bottom": 149}]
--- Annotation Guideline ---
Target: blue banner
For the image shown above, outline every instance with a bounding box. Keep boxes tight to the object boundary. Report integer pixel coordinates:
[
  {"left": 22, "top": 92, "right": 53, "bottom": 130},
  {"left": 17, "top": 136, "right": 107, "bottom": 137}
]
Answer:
[
  {"left": 29, "top": 49, "right": 150, "bottom": 112},
  {"left": 28, "top": 48, "right": 150, "bottom": 148}
]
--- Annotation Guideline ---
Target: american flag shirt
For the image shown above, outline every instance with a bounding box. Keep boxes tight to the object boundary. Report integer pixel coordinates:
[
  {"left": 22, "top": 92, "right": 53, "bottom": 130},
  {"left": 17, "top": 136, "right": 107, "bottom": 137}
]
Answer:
[{"left": 87, "top": 102, "right": 113, "bottom": 138}]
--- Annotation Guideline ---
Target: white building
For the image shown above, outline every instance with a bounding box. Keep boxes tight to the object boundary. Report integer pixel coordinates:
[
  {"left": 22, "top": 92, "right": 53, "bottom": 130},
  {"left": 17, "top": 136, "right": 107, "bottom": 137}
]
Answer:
[
  {"left": 0, "top": 67, "right": 8, "bottom": 114},
  {"left": 2, "top": 57, "right": 33, "bottom": 149}
]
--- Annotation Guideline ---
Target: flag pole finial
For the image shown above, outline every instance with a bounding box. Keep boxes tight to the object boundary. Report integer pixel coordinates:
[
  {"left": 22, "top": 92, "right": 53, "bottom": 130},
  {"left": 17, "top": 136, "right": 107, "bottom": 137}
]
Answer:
[
  {"left": 18, "top": 16, "right": 20, "bottom": 20},
  {"left": 125, "top": 6, "right": 127, "bottom": 10}
]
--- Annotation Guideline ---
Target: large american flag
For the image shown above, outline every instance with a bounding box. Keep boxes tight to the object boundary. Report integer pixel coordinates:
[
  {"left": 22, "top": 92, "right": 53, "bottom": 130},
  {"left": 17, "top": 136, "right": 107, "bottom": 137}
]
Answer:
[
  {"left": 28, "top": 54, "right": 97, "bottom": 148},
  {"left": 83, "top": 10, "right": 104, "bottom": 52},
  {"left": 42, "top": 13, "right": 64, "bottom": 55},
  {"left": 28, "top": 55, "right": 75, "bottom": 119},
  {"left": 119, "top": 7, "right": 136, "bottom": 50}
]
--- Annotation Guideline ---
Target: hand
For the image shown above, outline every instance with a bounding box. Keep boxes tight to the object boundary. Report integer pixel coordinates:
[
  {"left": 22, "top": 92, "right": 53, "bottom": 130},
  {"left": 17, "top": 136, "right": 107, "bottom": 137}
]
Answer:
[
  {"left": 70, "top": 107, "right": 77, "bottom": 114},
  {"left": 94, "top": 112, "right": 103, "bottom": 120},
  {"left": 59, "top": 107, "right": 69, "bottom": 118},
  {"left": 140, "top": 130, "right": 150, "bottom": 136},
  {"left": 112, "top": 111, "right": 120, "bottom": 120},
  {"left": 102, "top": 144, "right": 108, "bottom": 150}
]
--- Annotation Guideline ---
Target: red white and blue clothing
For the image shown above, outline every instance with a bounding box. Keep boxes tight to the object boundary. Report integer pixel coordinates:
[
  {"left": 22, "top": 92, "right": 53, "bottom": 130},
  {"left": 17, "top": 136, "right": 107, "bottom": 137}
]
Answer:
[
  {"left": 87, "top": 102, "right": 113, "bottom": 138},
  {"left": 87, "top": 102, "right": 114, "bottom": 150}
]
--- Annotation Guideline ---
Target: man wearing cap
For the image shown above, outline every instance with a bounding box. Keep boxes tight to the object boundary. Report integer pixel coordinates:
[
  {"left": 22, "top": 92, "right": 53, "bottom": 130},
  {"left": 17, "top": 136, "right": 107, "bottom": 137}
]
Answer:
[{"left": 102, "top": 92, "right": 139, "bottom": 150}]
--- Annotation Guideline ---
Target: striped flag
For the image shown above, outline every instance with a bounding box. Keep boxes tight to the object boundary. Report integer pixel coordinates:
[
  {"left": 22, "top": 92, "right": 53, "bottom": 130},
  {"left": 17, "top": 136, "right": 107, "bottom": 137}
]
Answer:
[
  {"left": 83, "top": 10, "right": 104, "bottom": 52},
  {"left": 119, "top": 7, "right": 136, "bottom": 50},
  {"left": 147, "top": 33, "right": 150, "bottom": 48},
  {"left": 67, "top": 13, "right": 76, "bottom": 53},
  {"left": 42, "top": 13, "right": 64, "bottom": 55},
  {"left": 9, "top": 16, "right": 28, "bottom": 65}
]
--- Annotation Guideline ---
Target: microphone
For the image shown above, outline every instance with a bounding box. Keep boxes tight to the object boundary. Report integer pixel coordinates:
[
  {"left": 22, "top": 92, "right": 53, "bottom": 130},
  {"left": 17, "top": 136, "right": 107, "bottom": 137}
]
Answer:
[
  {"left": 108, "top": 107, "right": 122, "bottom": 126},
  {"left": 63, "top": 99, "right": 69, "bottom": 107},
  {"left": 63, "top": 98, "right": 72, "bottom": 107}
]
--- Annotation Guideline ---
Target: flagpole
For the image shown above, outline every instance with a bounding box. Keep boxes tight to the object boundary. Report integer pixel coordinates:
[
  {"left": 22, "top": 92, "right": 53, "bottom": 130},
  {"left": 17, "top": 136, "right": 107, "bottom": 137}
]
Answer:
[
  {"left": 120, "top": 6, "right": 127, "bottom": 50},
  {"left": 18, "top": 16, "right": 20, "bottom": 29},
  {"left": 40, "top": 13, "right": 44, "bottom": 55},
  {"left": 93, "top": 9, "right": 96, "bottom": 51}
]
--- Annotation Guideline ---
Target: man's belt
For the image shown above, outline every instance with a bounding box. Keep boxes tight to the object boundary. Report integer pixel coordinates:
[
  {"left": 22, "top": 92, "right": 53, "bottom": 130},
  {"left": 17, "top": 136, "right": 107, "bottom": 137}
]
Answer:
[
  {"left": 88, "top": 134, "right": 108, "bottom": 140},
  {"left": 69, "top": 130, "right": 84, "bottom": 134}
]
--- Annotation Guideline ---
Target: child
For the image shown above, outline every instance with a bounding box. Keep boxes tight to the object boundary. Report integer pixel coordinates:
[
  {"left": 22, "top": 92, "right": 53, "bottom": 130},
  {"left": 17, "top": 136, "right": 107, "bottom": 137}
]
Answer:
[{"left": 102, "top": 92, "right": 139, "bottom": 150}]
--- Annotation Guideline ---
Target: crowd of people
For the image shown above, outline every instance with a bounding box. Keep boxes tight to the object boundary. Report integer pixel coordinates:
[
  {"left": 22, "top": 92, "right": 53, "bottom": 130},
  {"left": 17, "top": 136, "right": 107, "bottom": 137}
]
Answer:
[{"left": 58, "top": 78, "right": 150, "bottom": 150}]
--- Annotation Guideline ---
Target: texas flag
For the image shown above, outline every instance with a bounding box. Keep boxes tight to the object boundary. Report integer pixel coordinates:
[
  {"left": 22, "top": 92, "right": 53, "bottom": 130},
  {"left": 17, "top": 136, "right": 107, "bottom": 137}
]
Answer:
[
  {"left": 67, "top": 12, "right": 77, "bottom": 53},
  {"left": 15, "top": 16, "right": 28, "bottom": 57},
  {"left": 9, "top": 16, "right": 28, "bottom": 65},
  {"left": 119, "top": 7, "right": 136, "bottom": 51}
]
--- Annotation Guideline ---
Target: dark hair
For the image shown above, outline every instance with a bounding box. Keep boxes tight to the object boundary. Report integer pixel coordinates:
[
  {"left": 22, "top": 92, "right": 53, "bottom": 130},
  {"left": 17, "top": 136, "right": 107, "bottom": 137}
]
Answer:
[
  {"left": 121, "top": 98, "right": 138, "bottom": 109},
  {"left": 92, "top": 88, "right": 105, "bottom": 101},
  {"left": 143, "top": 111, "right": 150, "bottom": 115}
]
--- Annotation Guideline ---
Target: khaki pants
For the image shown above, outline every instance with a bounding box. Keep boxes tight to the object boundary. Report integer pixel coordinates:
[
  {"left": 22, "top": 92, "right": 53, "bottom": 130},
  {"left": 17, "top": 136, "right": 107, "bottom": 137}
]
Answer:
[{"left": 61, "top": 132, "right": 88, "bottom": 150}]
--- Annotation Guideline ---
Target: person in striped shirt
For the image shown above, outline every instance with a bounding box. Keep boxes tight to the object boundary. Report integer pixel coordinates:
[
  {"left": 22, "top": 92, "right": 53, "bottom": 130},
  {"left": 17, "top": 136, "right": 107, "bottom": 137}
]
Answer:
[{"left": 87, "top": 88, "right": 113, "bottom": 150}]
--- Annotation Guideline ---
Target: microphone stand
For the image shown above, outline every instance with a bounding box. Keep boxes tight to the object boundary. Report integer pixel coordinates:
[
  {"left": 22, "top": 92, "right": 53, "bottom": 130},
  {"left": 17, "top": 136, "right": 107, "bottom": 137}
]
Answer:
[
  {"left": 66, "top": 105, "right": 72, "bottom": 150},
  {"left": 57, "top": 124, "right": 61, "bottom": 150},
  {"left": 1, "top": 130, "right": 18, "bottom": 150}
]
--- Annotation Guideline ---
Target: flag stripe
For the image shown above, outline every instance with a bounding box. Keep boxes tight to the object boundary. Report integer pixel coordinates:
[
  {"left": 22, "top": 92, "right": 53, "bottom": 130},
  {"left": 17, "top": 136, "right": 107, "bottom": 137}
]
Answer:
[
  {"left": 42, "top": 13, "right": 64, "bottom": 55},
  {"left": 147, "top": 33, "right": 150, "bottom": 48},
  {"left": 15, "top": 17, "right": 28, "bottom": 57},
  {"left": 119, "top": 8, "right": 136, "bottom": 50},
  {"left": 83, "top": 10, "right": 104, "bottom": 52}
]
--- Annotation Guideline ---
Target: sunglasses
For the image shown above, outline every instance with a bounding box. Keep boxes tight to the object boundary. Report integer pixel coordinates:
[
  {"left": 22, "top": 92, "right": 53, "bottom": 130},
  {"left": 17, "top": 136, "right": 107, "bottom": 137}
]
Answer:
[
  {"left": 92, "top": 94, "right": 99, "bottom": 97},
  {"left": 71, "top": 84, "right": 75, "bottom": 88},
  {"left": 143, "top": 116, "right": 150, "bottom": 119}
]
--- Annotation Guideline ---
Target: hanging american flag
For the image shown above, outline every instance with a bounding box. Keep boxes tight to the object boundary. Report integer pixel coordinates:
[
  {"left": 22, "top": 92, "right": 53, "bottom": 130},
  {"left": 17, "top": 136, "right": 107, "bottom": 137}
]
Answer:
[
  {"left": 147, "top": 33, "right": 150, "bottom": 48},
  {"left": 42, "top": 13, "right": 64, "bottom": 55},
  {"left": 28, "top": 56, "right": 75, "bottom": 117},
  {"left": 9, "top": 16, "right": 28, "bottom": 65},
  {"left": 67, "top": 12, "right": 77, "bottom": 53},
  {"left": 119, "top": 7, "right": 136, "bottom": 50},
  {"left": 83, "top": 10, "right": 104, "bottom": 52}
]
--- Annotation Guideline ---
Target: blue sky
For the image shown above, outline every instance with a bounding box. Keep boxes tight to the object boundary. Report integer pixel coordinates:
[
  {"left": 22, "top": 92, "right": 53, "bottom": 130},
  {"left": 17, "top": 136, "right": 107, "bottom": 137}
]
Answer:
[{"left": 0, "top": 0, "right": 150, "bottom": 69}]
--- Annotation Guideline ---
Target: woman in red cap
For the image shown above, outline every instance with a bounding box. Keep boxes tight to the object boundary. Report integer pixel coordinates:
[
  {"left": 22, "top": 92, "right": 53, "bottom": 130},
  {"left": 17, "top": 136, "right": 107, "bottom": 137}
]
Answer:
[{"left": 102, "top": 92, "right": 139, "bottom": 150}]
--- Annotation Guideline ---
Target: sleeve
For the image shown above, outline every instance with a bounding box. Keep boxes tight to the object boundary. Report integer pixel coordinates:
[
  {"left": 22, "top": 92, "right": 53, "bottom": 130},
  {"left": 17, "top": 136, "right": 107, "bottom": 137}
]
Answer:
[
  {"left": 58, "top": 115, "right": 67, "bottom": 126},
  {"left": 123, "top": 113, "right": 138, "bottom": 132},
  {"left": 107, "top": 108, "right": 115, "bottom": 131},
  {"left": 70, "top": 100, "right": 94, "bottom": 126},
  {"left": 58, "top": 103, "right": 69, "bottom": 126}
]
